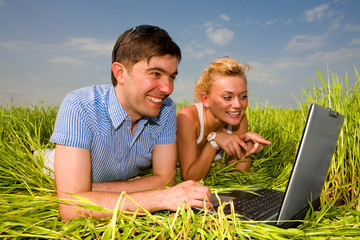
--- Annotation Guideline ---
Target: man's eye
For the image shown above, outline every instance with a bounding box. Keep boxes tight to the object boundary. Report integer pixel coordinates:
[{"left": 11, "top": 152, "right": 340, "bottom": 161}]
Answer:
[
  {"left": 241, "top": 95, "right": 248, "bottom": 99},
  {"left": 152, "top": 72, "right": 160, "bottom": 77},
  {"left": 170, "top": 75, "right": 176, "bottom": 81}
]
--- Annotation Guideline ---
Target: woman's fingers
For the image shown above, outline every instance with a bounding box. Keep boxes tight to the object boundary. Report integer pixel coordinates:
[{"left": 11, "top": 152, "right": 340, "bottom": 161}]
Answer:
[
  {"left": 217, "top": 131, "right": 271, "bottom": 158},
  {"left": 245, "top": 142, "right": 264, "bottom": 156}
]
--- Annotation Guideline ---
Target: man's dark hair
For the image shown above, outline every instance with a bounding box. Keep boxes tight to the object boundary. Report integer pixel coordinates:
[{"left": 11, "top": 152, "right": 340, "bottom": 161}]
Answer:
[{"left": 111, "top": 25, "right": 181, "bottom": 86}]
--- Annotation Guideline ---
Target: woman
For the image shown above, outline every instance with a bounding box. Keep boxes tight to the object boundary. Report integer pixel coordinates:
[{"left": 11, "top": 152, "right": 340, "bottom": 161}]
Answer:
[{"left": 177, "top": 57, "right": 271, "bottom": 181}]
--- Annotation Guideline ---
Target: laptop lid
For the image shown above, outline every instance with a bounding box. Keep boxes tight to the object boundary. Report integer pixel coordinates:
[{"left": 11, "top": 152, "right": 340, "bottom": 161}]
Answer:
[{"left": 277, "top": 103, "right": 344, "bottom": 223}]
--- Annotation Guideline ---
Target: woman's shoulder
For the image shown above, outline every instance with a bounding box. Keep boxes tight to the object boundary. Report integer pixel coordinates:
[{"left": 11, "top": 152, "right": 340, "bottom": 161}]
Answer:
[
  {"left": 177, "top": 104, "right": 201, "bottom": 129},
  {"left": 177, "top": 104, "right": 199, "bottom": 119}
]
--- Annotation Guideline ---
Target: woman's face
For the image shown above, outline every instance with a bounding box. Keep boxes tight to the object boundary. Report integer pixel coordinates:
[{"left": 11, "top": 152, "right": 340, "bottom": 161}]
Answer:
[{"left": 204, "top": 74, "right": 248, "bottom": 126}]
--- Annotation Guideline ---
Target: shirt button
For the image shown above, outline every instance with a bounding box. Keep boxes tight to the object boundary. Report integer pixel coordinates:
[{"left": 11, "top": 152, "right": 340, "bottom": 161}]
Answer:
[
  {"left": 127, "top": 126, "right": 130, "bottom": 130},
  {"left": 125, "top": 117, "right": 128, "bottom": 120},
  {"left": 128, "top": 161, "right": 131, "bottom": 164}
]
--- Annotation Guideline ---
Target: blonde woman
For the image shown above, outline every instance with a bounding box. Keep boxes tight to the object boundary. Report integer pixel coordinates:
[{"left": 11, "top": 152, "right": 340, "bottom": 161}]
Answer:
[{"left": 177, "top": 57, "right": 271, "bottom": 181}]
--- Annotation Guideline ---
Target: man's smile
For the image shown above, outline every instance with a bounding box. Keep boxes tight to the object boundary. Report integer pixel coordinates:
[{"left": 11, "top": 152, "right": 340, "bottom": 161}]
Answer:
[{"left": 147, "top": 95, "right": 164, "bottom": 103}]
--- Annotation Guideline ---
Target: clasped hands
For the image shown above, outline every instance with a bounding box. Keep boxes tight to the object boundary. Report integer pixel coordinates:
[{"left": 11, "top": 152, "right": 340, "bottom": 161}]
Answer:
[
  {"left": 215, "top": 131, "right": 272, "bottom": 159},
  {"left": 166, "top": 132, "right": 271, "bottom": 211}
]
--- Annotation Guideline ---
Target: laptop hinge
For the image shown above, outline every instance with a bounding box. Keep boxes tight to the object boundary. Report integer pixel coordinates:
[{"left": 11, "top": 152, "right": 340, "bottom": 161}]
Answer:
[{"left": 328, "top": 109, "right": 339, "bottom": 118}]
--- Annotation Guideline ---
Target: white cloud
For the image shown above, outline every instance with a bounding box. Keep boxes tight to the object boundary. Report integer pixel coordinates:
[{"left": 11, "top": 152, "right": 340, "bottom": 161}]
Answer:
[
  {"left": 31, "top": 77, "right": 40, "bottom": 83},
  {"left": 2, "top": 38, "right": 113, "bottom": 67},
  {"left": 265, "top": 19, "right": 278, "bottom": 26},
  {"left": 246, "top": 17, "right": 291, "bottom": 27},
  {"left": 304, "top": 4, "right": 330, "bottom": 22},
  {"left": 2, "top": 40, "right": 41, "bottom": 52},
  {"left": 284, "top": 34, "right": 327, "bottom": 52},
  {"left": 330, "top": 16, "right": 343, "bottom": 30},
  {"left": 182, "top": 40, "right": 215, "bottom": 59},
  {"left": 248, "top": 57, "right": 310, "bottom": 85},
  {"left": 172, "top": 76, "right": 196, "bottom": 103},
  {"left": 2, "top": 38, "right": 113, "bottom": 56},
  {"left": 281, "top": 19, "right": 293, "bottom": 25},
  {"left": 63, "top": 38, "right": 113, "bottom": 57},
  {"left": 310, "top": 47, "right": 360, "bottom": 64},
  {"left": 220, "top": 14, "right": 230, "bottom": 22},
  {"left": 304, "top": 4, "right": 345, "bottom": 31},
  {"left": 344, "top": 24, "right": 360, "bottom": 32},
  {"left": 348, "top": 38, "right": 360, "bottom": 46},
  {"left": 49, "top": 56, "right": 88, "bottom": 66},
  {"left": 245, "top": 17, "right": 261, "bottom": 27},
  {"left": 247, "top": 47, "right": 360, "bottom": 86},
  {"left": 206, "top": 27, "right": 234, "bottom": 46}
]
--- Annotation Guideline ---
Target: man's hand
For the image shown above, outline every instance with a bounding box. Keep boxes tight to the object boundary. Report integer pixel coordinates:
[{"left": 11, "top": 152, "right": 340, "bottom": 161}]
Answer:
[
  {"left": 55, "top": 144, "right": 212, "bottom": 220},
  {"left": 163, "top": 180, "right": 212, "bottom": 210}
]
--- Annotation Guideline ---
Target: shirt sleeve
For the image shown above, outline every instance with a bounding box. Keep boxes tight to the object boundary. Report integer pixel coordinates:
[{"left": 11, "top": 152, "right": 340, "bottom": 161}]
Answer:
[{"left": 50, "top": 92, "right": 92, "bottom": 149}]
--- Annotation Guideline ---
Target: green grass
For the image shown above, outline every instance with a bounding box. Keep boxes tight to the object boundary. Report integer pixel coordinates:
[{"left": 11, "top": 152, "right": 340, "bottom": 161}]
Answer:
[{"left": 0, "top": 67, "right": 359, "bottom": 239}]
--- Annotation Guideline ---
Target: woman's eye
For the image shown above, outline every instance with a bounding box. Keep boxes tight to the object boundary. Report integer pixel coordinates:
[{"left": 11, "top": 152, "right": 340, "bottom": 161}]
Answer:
[
  {"left": 224, "top": 96, "right": 232, "bottom": 100},
  {"left": 241, "top": 95, "right": 248, "bottom": 99}
]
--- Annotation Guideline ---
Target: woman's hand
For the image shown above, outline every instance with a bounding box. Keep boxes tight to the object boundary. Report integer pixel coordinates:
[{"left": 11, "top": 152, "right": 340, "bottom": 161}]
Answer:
[
  {"left": 239, "top": 131, "right": 271, "bottom": 156},
  {"left": 215, "top": 131, "right": 271, "bottom": 159}
]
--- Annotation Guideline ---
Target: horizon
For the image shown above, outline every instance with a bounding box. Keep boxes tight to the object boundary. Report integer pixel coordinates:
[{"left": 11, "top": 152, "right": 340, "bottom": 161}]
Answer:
[{"left": 1, "top": 0, "right": 359, "bottom": 108}]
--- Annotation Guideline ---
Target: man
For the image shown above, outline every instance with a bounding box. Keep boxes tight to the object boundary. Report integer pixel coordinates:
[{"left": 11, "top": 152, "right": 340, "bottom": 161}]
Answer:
[{"left": 51, "top": 25, "right": 211, "bottom": 221}]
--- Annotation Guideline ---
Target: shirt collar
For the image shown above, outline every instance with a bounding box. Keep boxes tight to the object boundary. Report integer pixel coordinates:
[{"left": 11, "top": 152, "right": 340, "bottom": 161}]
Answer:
[
  {"left": 108, "top": 85, "right": 159, "bottom": 129},
  {"left": 108, "top": 85, "right": 129, "bottom": 129}
]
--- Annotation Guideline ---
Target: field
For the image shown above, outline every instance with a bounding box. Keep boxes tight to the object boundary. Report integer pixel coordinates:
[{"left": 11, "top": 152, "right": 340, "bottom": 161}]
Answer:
[{"left": 1, "top": 67, "right": 359, "bottom": 239}]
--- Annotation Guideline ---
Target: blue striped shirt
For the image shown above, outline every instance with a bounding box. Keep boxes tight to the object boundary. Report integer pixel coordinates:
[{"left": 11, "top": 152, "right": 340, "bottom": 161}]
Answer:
[{"left": 50, "top": 84, "right": 176, "bottom": 183}]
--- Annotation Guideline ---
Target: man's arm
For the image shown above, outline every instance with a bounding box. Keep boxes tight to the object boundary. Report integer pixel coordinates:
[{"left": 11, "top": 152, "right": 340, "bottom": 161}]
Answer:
[
  {"left": 55, "top": 144, "right": 210, "bottom": 221},
  {"left": 91, "top": 142, "right": 177, "bottom": 193},
  {"left": 55, "top": 144, "right": 115, "bottom": 220}
]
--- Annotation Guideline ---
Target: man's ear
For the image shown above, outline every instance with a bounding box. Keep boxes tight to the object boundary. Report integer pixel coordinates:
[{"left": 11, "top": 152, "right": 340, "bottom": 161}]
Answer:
[
  {"left": 111, "top": 62, "right": 126, "bottom": 85},
  {"left": 200, "top": 92, "right": 210, "bottom": 107}
]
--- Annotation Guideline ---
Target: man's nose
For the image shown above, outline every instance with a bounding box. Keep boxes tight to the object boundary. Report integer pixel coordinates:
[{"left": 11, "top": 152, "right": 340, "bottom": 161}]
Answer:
[{"left": 159, "top": 77, "right": 174, "bottom": 95}]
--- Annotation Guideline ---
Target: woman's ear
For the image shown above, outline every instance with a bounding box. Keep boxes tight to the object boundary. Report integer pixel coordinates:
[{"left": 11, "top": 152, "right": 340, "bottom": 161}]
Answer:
[
  {"left": 111, "top": 62, "right": 126, "bottom": 85},
  {"left": 200, "top": 92, "right": 210, "bottom": 107}
]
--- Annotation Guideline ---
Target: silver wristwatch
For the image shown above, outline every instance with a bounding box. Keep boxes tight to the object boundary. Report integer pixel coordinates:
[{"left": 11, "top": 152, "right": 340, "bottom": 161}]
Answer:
[{"left": 207, "top": 132, "right": 219, "bottom": 149}]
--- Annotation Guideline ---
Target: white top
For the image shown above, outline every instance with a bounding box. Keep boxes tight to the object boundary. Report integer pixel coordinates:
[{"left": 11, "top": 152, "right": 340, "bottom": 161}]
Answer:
[{"left": 195, "top": 102, "right": 232, "bottom": 162}]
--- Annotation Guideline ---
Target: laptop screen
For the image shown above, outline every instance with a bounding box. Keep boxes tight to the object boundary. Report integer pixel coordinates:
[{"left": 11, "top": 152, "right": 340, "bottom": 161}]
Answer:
[{"left": 277, "top": 104, "right": 344, "bottom": 222}]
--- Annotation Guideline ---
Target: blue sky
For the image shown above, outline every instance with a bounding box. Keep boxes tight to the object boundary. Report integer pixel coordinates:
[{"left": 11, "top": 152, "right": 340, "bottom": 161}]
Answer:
[{"left": 1, "top": 0, "right": 359, "bottom": 108}]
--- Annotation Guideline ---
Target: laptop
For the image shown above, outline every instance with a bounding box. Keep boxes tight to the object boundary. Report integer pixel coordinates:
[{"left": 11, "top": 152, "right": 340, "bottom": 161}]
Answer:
[{"left": 197, "top": 103, "right": 344, "bottom": 228}]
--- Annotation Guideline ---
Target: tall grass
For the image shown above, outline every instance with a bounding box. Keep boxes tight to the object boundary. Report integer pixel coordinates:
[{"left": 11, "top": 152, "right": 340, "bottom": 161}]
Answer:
[
  {"left": 296, "top": 66, "right": 359, "bottom": 208},
  {"left": 0, "top": 67, "right": 359, "bottom": 239}
]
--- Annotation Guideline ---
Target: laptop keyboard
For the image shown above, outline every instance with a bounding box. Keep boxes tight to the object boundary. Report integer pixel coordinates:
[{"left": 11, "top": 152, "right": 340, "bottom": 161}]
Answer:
[{"left": 223, "top": 188, "right": 285, "bottom": 220}]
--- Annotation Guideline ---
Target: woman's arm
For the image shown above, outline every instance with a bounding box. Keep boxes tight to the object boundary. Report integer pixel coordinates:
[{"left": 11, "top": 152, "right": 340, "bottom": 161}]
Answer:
[
  {"left": 225, "top": 116, "right": 271, "bottom": 172},
  {"left": 177, "top": 107, "right": 219, "bottom": 181}
]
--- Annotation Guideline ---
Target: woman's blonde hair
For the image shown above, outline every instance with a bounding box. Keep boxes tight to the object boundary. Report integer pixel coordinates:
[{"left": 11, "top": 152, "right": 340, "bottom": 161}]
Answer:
[{"left": 194, "top": 57, "right": 250, "bottom": 102}]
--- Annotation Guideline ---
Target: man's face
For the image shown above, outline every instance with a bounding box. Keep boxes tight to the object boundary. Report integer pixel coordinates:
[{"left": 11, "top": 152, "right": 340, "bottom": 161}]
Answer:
[{"left": 119, "top": 54, "right": 178, "bottom": 121}]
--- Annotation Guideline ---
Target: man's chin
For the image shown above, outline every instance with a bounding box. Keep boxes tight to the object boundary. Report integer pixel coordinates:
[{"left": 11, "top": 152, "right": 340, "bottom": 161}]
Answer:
[{"left": 143, "top": 108, "right": 161, "bottom": 118}]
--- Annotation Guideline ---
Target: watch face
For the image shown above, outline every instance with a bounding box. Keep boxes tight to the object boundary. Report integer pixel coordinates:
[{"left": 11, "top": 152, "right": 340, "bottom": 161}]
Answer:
[{"left": 207, "top": 132, "right": 216, "bottom": 141}]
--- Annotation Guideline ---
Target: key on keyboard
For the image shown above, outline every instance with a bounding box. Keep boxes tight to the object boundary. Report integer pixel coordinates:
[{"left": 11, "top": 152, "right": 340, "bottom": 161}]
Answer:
[{"left": 223, "top": 188, "right": 284, "bottom": 220}]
